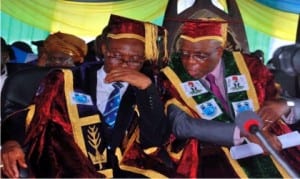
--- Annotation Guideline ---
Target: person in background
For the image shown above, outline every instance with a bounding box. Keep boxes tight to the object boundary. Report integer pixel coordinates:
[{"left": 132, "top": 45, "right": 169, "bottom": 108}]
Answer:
[
  {"left": 161, "top": 18, "right": 300, "bottom": 178},
  {"left": 1, "top": 38, "right": 14, "bottom": 94},
  {"left": 84, "top": 32, "right": 106, "bottom": 63},
  {"left": 10, "top": 41, "right": 37, "bottom": 63},
  {"left": 1, "top": 14, "right": 169, "bottom": 178},
  {"left": 1, "top": 32, "right": 88, "bottom": 120},
  {"left": 1, "top": 38, "right": 33, "bottom": 95},
  {"left": 28, "top": 32, "right": 87, "bottom": 67},
  {"left": 84, "top": 40, "right": 97, "bottom": 62},
  {"left": 250, "top": 49, "right": 264, "bottom": 62},
  {"left": 94, "top": 34, "right": 105, "bottom": 62},
  {"left": 11, "top": 41, "right": 33, "bottom": 54},
  {"left": 42, "top": 32, "right": 87, "bottom": 67},
  {"left": 31, "top": 40, "right": 47, "bottom": 66},
  {"left": 267, "top": 43, "right": 300, "bottom": 131}
]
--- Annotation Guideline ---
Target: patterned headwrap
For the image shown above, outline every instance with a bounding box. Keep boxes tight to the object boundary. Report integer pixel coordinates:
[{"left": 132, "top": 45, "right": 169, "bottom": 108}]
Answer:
[
  {"left": 44, "top": 32, "right": 87, "bottom": 63},
  {"left": 106, "top": 14, "right": 168, "bottom": 61},
  {"left": 180, "top": 18, "right": 228, "bottom": 47}
]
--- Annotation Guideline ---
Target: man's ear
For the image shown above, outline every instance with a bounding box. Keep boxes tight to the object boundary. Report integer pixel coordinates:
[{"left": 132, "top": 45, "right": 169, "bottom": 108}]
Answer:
[
  {"left": 101, "top": 43, "right": 107, "bottom": 55},
  {"left": 217, "top": 46, "right": 224, "bottom": 56}
]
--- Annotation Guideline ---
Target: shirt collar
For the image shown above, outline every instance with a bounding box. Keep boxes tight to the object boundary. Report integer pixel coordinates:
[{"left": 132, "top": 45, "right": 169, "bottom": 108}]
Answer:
[
  {"left": 204, "top": 58, "right": 223, "bottom": 79},
  {"left": 98, "top": 66, "right": 128, "bottom": 90}
]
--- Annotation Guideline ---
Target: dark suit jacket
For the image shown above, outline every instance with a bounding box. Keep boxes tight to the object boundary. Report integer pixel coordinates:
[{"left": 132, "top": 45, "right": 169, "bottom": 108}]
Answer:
[
  {"left": 167, "top": 104, "right": 236, "bottom": 146},
  {"left": 72, "top": 62, "right": 168, "bottom": 149}
]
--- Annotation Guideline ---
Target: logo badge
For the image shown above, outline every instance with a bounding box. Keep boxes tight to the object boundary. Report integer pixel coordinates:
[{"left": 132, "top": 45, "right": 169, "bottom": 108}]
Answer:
[
  {"left": 71, "top": 92, "right": 93, "bottom": 105},
  {"left": 197, "top": 99, "right": 223, "bottom": 120},
  {"left": 226, "top": 75, "right": 249, "bottom": 93},
  {"left": 232, "top": 99, "right": 254, "bottom": 116},
  {"left": 181, "top": 80, "right": 207, "bottom": 97}
]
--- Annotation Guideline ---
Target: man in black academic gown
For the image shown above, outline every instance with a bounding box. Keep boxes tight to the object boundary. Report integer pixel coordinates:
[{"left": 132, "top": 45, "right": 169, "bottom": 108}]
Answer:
[{"left": 1, "top": 14, "right": 169, "bottom": 178}]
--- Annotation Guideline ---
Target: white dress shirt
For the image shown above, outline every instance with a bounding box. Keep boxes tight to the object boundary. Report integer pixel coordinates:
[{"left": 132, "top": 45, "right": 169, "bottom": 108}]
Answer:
[{"left": 96, "top": 67, "right": 128, "bottom": 113}]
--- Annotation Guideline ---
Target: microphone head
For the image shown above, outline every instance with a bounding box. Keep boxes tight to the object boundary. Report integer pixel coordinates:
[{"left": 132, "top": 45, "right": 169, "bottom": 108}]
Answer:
[{"left": 235, "top": 110, "right": 263, "bottom": 134}]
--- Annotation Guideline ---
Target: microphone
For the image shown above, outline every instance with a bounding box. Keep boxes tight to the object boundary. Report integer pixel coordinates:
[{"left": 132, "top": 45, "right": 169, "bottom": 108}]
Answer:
[
  {"left": 236, "top": 110, "right": 299, "bottom": 178},
  {"left": 235, "top": 110, "right": 263, "bottom": 135}
]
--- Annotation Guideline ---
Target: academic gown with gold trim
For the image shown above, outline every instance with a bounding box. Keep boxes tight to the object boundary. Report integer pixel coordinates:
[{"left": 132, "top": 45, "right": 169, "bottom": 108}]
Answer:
[
  {"left": 161, "top": 51, "right": 300, "bottom": 178},
  {"left": 1, "top": 62, "right": 170, "bottom": 178}
]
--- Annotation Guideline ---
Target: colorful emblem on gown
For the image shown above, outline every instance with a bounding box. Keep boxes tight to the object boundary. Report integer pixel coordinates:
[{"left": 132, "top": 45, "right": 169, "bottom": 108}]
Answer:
[
  {"left": 197, "top": 99, "right": 222, "bottom": 120},
  {"left": 232, "top": 99, "right": 254, "bottom": 116},
  {"left": 181, "top": 80, "right": 207, "bottom": 97},
  {"left": 226, "top": 75, "right": 249, "bottom": 93},
  {"left": 71, "top": 92, "right": 93, "bottom": 105}
]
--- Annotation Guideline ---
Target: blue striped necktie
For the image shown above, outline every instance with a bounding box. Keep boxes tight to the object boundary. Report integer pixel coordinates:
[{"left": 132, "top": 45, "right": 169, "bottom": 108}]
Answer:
[{"left": 103, "top": 82, "right": 123, "bottom": 128}]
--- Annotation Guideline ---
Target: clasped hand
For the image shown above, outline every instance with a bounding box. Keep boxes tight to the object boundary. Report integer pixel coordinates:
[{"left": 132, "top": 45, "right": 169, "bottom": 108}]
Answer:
[
  {"left": 258, "top": 98, "right": 291, "bottom": 129},
  {"left": 105, "top": 67, "right": 152, "bottom": 90}
]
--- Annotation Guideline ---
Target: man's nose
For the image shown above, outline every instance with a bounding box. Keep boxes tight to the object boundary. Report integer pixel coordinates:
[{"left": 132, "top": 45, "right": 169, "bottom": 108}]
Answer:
[
  {"left": 120, "top": 57, "right": 130, "bottom": 67},
  {"left": 186, "top": 54, "right": 197, "bottom": 63},
  {"left": 121, "top": 61, "right": 129, "bottom": 67}
]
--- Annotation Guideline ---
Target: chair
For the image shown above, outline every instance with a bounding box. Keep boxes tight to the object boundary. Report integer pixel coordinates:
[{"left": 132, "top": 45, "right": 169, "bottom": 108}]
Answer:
[
  {"left": 267, "top": 44, "right": 300, "bottom": 131},
  {"left": 1, "top": 67, "right": 52, "bottom": 120}
]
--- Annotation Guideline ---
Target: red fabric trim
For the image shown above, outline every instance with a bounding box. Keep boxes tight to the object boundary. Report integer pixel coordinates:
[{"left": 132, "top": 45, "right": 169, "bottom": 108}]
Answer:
[
  {"left": 176, "top": 139, "right": 199, "bottom": 178},
  {"left": 121, "top": 141, "right": 176, "bottom": 177},
  {"left": 244, "top": 54, "right": 278, "bottom": 106},
  {"left": 24, "top": 70, "right": 105, "bottom": 177},
  {"left": 181, "top": 21, "right": 224, "bottom": 39},
  {"left": 108, "top": 14, "right": 145, "bottom": 37}
]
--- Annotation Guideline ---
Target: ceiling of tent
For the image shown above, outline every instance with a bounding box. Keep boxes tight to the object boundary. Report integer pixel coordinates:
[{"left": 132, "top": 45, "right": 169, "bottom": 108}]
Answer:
[
  {"left": 1, "top": 0, "right": 299, "bottom": 61},
  {"left": 68, "top": 0, "right": 124, "bottom": 2}
]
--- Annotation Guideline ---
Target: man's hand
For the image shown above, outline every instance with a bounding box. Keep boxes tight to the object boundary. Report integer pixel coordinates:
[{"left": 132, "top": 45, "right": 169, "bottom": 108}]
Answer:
[
  {"left": 258, "top": 99, "right": 291, "bottom": 129},
  {"left": 105, "top": 68, "right": 152, "bottom": 90},
  {"left": 1, "top": 140, "right": 27, "bottom": 178}
]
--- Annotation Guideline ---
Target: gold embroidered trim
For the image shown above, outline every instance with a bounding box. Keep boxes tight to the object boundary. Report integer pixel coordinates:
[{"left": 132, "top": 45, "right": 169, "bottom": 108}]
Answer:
[
  {"left": 233, "top": 52, "right": 260, "bottom": 111},
  {"left": 119, "top": 165, "right": 167, "bottom": 178},
  {"left": 143, "top": 147, "right": 158, "bottom": 155},
  {"left": 62, "top": 69, "right": 101, "bottom": 158},
  {"left": 164, "top": 98, "right": 194, "bottom": 117},
  {"left": 221, "top": 147, "right": 248, "bottom": 178},
  {"left": 270, "top": 155, "right": 290, "bottom": 177},
  {"left": 25, "top": 105, "right": 36, "bottom": 132},
  {"left": 107, "top": 33, "right": 145, "bottom": 42},
  {"left": 162, "top": 67, "right": 200, "bottom": 117},
  {"left": 180, "top": 35, "right": 225, "bottom": 46}
]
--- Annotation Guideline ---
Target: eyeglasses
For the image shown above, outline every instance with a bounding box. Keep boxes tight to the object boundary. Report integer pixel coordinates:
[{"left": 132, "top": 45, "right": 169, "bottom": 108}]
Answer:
[
  {"left": 106, "top": 51, "right": 145, "bottom": 67},
  {"left": 46, "top": 55, "right": 74, "bottom": 67},
  {"left": 179, "top": 48, "right": 219, "bottom": 63}
]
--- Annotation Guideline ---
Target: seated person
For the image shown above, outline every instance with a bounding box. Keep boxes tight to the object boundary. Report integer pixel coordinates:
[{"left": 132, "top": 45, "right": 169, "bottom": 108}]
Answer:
[
  {"left": 1, "top": 14, "right": 169, "bottom": 178},
  {"left": 267, "top": 43, "right": 300, "bottom": 130},
  {"left": 43, "top": 32, "right": 87, "bottom": 67},
  {"left": 1, "top": 32, "right": 88, "bottom": 120},
  {"left": 161, "top": 18, "right": 300, "bottom": 178},
  {"left": 1, "top": 37, "right": 14, "bottom": 94}
]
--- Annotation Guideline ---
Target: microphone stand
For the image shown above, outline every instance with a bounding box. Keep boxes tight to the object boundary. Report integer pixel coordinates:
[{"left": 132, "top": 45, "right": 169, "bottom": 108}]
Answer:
[{"left": 250, "top": 126, "right": 299, "bottom": 178}]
